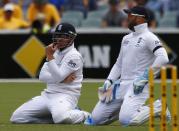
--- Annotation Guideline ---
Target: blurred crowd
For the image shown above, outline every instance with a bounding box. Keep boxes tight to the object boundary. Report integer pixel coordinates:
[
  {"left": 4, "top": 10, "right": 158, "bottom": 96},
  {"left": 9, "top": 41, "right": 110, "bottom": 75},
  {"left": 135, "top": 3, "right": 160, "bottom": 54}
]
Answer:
[{"left": 0, "top": 0, "right": 179, "bottom": 33}]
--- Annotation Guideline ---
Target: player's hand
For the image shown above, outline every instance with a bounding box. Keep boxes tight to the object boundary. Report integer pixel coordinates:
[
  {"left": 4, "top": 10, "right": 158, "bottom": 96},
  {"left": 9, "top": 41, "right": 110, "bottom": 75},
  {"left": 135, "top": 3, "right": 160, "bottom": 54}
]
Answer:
[
  {"left": 133, "top": 69, "right": 149, "bottom": 95},
  {"left": 62, "top": 73, "right": 76, "bottom": 83},
  {"left": 45, "top": 43, "right": 57, "bottom": 61}
]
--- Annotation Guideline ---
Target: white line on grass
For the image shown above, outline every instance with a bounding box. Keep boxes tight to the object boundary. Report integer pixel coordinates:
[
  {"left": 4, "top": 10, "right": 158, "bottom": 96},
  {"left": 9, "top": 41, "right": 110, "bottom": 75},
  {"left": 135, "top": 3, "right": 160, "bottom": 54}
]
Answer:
[{"left": 0, "top": 79, "right": 178, "bottom": 83}]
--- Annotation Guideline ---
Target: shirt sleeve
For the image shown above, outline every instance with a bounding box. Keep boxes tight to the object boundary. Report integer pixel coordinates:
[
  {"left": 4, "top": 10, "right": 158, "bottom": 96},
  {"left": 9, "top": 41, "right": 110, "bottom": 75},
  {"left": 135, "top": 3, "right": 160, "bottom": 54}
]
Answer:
[
  {"left": 39, "top": 62, "right": 56, "bottom": 83},
  {"left": 107, "top": 54, "right": 122, "bottom": 81},
  {"left": 151, "top": 48, "right": 169, "bottom": 77},
  {"left": 47, "top": 54, "right": 83, "bottom": 83},
  {"left": 146, "top": 34, "right": 169, "bottom": 77},
  {"left": 107, "top": 37, "right": 124, "bottom": 81},
  {"left": 146, "top": 34, "right": 163, "bottom": 53}
]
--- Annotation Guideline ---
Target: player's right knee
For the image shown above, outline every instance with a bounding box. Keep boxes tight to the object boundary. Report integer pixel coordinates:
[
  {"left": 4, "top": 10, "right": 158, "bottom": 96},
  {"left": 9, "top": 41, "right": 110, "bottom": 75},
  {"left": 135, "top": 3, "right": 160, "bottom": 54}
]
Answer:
[
  {"left": 91, "top": 113, "right": 105, "bottom": 125},
  {"left": 91, "top": 115, "right": 100, "bottom": 125}
]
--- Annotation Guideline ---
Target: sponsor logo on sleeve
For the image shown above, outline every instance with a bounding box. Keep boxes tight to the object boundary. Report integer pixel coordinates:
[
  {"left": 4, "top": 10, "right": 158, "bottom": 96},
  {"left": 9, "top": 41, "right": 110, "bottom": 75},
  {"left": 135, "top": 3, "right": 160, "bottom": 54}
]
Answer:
[
  {"left": 155, "top": 40, "right": 160, "bottom": 46},
  {"left": 68, "top": 60, "right": 77, "bottom": 68}
]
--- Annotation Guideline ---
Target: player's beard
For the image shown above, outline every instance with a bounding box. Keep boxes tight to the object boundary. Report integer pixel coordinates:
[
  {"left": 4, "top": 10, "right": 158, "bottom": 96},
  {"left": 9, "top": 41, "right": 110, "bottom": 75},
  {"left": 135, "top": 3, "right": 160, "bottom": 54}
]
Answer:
[
  {"left": 128, "top": 17, "right": 137, "bottom": 31},
  {"left": 128, "top": 21, "right": 137, "bottom": 31}
]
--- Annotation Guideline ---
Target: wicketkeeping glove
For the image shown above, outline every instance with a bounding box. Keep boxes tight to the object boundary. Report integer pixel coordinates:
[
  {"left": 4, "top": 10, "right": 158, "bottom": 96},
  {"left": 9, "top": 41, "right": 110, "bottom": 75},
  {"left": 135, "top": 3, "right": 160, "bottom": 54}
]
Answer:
[
  {"left": 103, "top": 79, "right": 113, "bottom": 91},
  {"left": 98, "top": 79, "right": 120, "bottom": 103},
  {"left": 133, "top": 68, "right": 149, "bottom": 95},
  {"left": 98, "top": 86, "right": 113, "bottom": 103},
  {"left": 98, "top": 79, "right": 113, "bottom": 103}
]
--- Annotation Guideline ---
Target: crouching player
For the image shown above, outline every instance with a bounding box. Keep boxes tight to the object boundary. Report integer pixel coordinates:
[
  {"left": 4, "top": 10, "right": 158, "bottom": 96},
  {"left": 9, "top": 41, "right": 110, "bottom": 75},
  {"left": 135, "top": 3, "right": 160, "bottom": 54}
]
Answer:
[
  {"left": 10, "top": 23, "right": 89, "bottom": 124},
  {"left": 85, "top": 6, "right": 171, "bottom": 126}
]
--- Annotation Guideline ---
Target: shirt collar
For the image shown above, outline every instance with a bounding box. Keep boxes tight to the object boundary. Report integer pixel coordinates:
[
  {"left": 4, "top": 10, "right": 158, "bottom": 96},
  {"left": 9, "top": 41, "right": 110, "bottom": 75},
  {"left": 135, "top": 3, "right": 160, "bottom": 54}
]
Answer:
[{"left": 133, "top": 23, "right": 148, "bottom": 35}]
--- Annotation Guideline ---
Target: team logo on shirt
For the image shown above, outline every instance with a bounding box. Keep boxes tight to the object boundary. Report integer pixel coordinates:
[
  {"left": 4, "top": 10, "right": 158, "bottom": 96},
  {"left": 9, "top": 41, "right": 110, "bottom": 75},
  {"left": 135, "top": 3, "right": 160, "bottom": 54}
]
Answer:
[
  {"left": 68, "top": 60, "right": 76, "bottom": 68},
  {"left": 137, "top": 37, "right": 143, "bottom": 43},
  {"left": 135, "top": 43, "right": 140, "bottom": 47},
  {"left": 135, "top": 37, "right": 143, "bottom": 47}
]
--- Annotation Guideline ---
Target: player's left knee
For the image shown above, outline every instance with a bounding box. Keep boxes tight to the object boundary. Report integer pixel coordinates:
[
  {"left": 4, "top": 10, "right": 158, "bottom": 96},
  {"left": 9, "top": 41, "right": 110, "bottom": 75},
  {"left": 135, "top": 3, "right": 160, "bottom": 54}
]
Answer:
[{"left": 10, "top": 110, "right": 27, "bottom": 123}]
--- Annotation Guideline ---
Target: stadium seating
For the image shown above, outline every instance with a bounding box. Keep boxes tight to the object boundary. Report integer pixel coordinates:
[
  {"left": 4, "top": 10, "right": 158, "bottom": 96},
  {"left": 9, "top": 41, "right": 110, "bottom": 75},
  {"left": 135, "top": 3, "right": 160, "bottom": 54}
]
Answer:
[
  {"left": 61, "top": 11, "right": 84, "bottom": 27},
  {"left": 98, "top": 4, "right": 108, "bottom": 11},
  {"left": 158, "top": 11, "right": 177, "bottom": 27},
  {"left": 87, "top": 10, "right": 107, "bottom": 19},
  {"left": 62, "top": 11, "right": 84, "bottom": 20},
  {"left": 61, "top": 17, "right": 81, "bottom": 27},
  {"left": 81, "top": 18, "right": 101, "bottom": 27}
]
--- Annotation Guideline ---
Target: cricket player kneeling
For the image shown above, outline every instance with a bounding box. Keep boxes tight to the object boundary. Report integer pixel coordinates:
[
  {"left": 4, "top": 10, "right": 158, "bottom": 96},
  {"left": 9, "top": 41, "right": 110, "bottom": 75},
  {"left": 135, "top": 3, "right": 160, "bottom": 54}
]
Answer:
[
  {"left": 85, "top": 6, "right": 171, "bottom": 126},
  {"left": 10, "top": 23, "right": 90, "bottom": 124}
]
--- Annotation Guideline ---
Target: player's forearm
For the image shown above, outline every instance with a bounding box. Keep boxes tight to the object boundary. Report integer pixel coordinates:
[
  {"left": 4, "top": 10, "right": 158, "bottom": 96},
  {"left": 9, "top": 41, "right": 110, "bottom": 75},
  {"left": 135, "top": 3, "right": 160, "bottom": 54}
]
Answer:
[
  {"left": 47, "top": 59, "right": 71, "bottom": 83},
  {"left": 39, "top": 72, "right": 56, "bottom": 83},
  {"left": 39, "top": 62, "right": 56, "bottom": 83},
  {"left": 107, "top": 63, "right": 121, "bottom": 81},
  {"left": 108, "top": 51, "right": 122, "bottom": 81}
]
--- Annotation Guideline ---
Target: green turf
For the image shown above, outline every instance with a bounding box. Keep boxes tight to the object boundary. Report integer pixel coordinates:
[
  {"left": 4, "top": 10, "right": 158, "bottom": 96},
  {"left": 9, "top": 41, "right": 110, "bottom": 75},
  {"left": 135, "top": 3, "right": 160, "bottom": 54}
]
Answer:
[{"left": 0, "top": 82, "right": 178, "bottom": 131}]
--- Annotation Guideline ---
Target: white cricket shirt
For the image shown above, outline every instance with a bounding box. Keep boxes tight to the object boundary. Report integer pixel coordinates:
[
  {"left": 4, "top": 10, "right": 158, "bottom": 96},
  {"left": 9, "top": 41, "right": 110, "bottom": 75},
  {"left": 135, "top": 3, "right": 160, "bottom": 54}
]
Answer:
[
  {"left": 108, "top": 23, "right": 169, "bottom": 81},
  {"left": 39, "top": 44, "right": 83, "bottom": 97}
]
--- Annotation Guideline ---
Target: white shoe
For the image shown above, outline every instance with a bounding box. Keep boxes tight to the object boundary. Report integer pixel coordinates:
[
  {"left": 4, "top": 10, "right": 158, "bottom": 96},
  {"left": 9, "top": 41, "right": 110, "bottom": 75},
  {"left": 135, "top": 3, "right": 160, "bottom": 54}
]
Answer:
[
  {"left": 153, "top": 99, "right": 171, "bottom": 122},
  {"left": 82, "top": 111, "right": 91, "bottom": 120},
  {"left": 75, "top": 106, "right": 91, "bottom": 122}
]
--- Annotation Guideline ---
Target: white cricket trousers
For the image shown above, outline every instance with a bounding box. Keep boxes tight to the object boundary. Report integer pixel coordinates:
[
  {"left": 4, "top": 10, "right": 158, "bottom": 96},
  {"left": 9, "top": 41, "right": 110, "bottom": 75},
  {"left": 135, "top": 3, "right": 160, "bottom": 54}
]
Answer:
[
  {"left": 91, "top": 80, "right": 149, "bottom": 125},
  {"left": 10, "top": 91, "right": 86, "bottom": 124}
]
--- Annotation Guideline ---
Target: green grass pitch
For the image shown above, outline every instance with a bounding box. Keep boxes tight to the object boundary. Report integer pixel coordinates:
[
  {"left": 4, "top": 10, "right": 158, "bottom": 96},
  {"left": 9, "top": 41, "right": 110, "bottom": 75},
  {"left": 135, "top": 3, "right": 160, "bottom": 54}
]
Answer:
[{"left": 0, "top": 82, "right": 178, "bottom": 131}]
